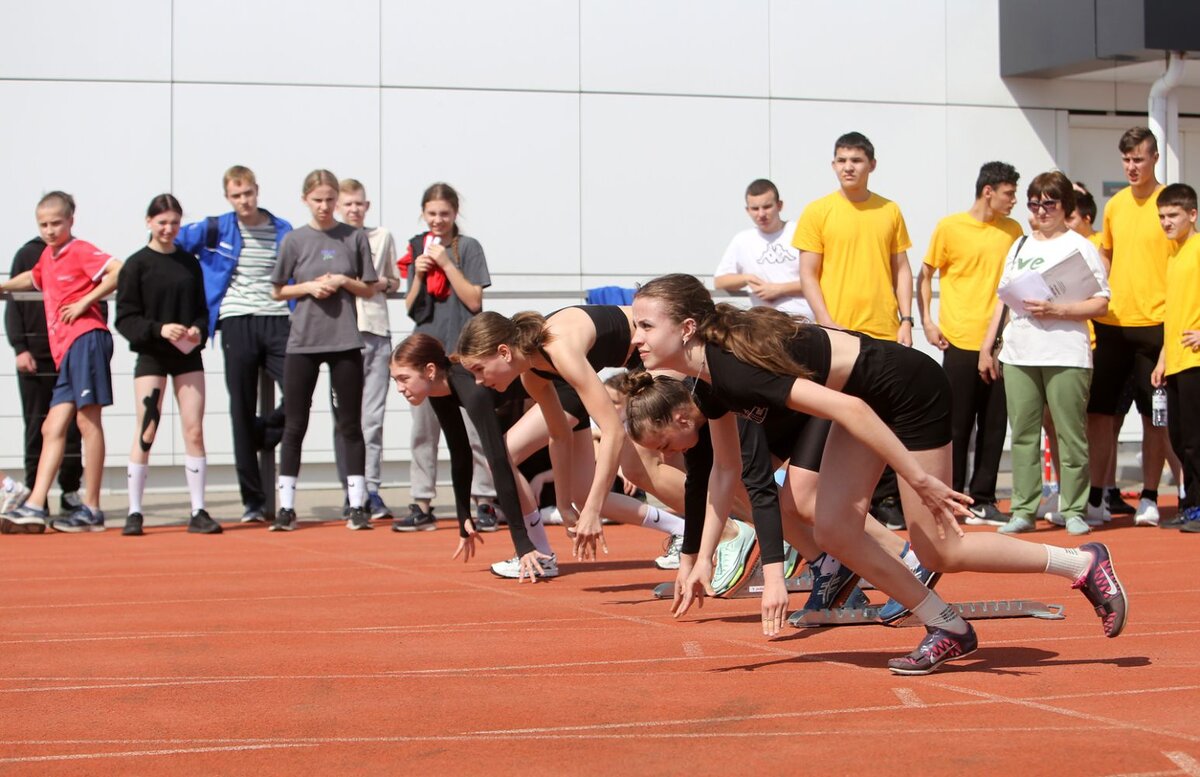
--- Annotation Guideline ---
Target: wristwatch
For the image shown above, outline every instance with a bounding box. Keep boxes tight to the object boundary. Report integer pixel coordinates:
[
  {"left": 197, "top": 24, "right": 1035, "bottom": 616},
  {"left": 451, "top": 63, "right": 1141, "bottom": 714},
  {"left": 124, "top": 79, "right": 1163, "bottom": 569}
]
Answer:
[{"left": 899, "top": 315, "right": 915, "bottom": 325}]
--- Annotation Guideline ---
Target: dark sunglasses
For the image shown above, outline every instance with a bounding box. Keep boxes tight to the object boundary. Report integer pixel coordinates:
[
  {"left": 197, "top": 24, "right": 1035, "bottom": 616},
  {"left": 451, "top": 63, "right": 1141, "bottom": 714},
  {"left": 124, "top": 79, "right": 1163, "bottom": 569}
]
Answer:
[{"left": 1027, "top": 199, "right": 1060, "bottom": 213}]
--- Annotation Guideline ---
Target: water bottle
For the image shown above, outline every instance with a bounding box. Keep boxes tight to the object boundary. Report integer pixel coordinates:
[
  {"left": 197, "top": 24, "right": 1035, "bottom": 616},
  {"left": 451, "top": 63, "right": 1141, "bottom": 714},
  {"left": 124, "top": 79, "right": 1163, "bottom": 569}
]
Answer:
[{"left": 1152, "top": 387, "right": 1168, "bottom": 427}]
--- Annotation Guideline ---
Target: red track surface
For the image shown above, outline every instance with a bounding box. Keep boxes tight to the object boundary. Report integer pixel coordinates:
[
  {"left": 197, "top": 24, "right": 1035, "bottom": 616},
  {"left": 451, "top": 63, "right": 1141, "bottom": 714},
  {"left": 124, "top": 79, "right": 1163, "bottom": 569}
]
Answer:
[{"left": 2, "top": 505, "right": 1198, "bottom": 776}]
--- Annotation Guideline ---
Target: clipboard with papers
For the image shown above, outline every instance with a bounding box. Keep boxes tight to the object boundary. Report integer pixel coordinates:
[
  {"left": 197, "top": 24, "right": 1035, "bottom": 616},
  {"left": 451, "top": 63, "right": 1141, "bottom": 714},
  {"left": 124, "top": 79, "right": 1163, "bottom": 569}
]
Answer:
[{"left": 997, "top": 250, "right": 1102, "bottom": 315}]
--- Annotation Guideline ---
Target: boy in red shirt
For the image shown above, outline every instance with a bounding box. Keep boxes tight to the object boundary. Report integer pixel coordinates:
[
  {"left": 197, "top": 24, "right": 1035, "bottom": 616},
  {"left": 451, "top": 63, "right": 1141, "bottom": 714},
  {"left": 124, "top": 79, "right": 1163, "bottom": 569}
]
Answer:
[{"left": 0, "top": 192, "right": 122, "bottom": 533}]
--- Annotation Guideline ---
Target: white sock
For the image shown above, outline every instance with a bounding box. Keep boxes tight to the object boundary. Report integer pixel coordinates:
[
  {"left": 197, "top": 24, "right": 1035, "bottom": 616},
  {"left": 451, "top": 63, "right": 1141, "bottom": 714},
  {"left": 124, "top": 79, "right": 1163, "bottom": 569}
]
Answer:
[
  {"left": 127, "top": 462, "right": 148, "bottom": 515},
  {"left": 1043, "top": 545, "right": 1091, "bottom": 580},
  {"left": 912, "top": 591, "right": 970, "bottom": 635},
  {"left": 2, "top": 476, "right": 15, "bottom": 492},
  {"left": 184, "top": 455, "right": 206, "bottom": 512},
  {"left": 900, "top": 541, "right": 923, "bottom": 573},
  {"left": 641, "top": 505, "right": 686, "bottom": 535},
  {"left": 524, "top": 510, "right": 554, "bottom": 555},
  {"left": 279, "top": 476, "right": 298, "bottom": 510},
  {"left": 346, "top": 475, "right": 366, "bottom": 509}
]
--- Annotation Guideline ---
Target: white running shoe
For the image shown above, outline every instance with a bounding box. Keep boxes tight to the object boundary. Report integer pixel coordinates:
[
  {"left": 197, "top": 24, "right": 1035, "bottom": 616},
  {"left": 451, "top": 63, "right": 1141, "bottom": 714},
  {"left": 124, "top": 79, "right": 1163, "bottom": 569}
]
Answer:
[
  {"left": 1134, "top": 498, "right": 1160, "bottom": 527},
  {"left": 1036, "top": 492, "right": 1059, "bottom": 519},
  {"left": 2, "top": 482, "right": 31, "bottom": 515},
  {"left": 655, "top": 534, "right": 683, "bottom": 570},
  {"left": 1045, "top": 511, "right": 1066, "bottom": 527},
  {"left": 1085, "top": 500, "right": 1110, "bottom": 527},
  {"left": 538, "top": 506, "right": 564, "bottom": 525},
  {"left": 490, "top": 553, "right": 559, "bottom": 580}
]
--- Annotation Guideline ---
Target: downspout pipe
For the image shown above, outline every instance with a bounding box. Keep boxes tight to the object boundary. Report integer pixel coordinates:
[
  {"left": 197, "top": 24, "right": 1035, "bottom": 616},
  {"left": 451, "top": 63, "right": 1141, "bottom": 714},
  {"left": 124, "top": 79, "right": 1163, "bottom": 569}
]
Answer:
[{"left": 1149, "top": 51, "right": 1186, "bottom": 184}]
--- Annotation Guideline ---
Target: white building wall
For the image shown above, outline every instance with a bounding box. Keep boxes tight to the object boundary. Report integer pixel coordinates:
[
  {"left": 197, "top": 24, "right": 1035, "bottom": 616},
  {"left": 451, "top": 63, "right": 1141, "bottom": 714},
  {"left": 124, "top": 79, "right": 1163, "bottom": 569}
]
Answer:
[{"left": 1, "top": 0, "right": 1191, "bottom": 492}]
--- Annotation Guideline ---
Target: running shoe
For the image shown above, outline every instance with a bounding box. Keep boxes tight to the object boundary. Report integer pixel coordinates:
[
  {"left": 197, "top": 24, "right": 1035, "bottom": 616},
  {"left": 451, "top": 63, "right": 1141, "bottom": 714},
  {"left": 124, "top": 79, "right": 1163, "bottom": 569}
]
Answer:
[
  {"left": 1134, "top": 498, "right": 1160, "bottom": 527},
  {"left": 801, "top": 553, "right": 860, "bottom": 611},
  {"left": 1064, "top": 515, "right": 1092, "bottom": 536},
  {"left": 782, "top": 542, "right": 801, "bottom": 580},
  {"left": 998, "top": 515, "right": 1037, "bottom": 534},
  {"left": 1085, "top": 501, "right": 1110, "bottom": 526},
  {"left": 345, "top": 506, "right": 373, "bottom": 531},
  {"left": 655, "top": 534, "right": 683, "bottom": 570},
  {"left": 965, "top": 502, "right": 1008, "bottom": 527},
  {"left": 878, "top": 547, "right": 943, "bottom": 625},
  {"left": 188, "top": 509, "right": 223, "bottom": 534},
  {"left": 710, "top": 519, "right": 759, "bottom": 596},
  {"left": 51, "top": 506, "right": 105, "bottom": 533},
  {"left": 873, "top": 496, "right": 906, "bottom": 530},
  {"left": 1180, "top": 506, "right": 1200, "bottom": 533},
  {"left": 491, "top": 553, "right": 559, "bottom": 579},
  {"left": 1035, "top": 491, "right": 1059, "bottom": 519},
  {"left": 1105, "top": 487, "right": 1136, "bottom": 515},
  {"left": 2, "top": 504, "right": 48, "bottom": 534},
  {"left": 1045, "top": 511, "right": 1066, "bottom": 527},
  {"left": 269, "top": 508, "right": 297, "bottom": 532},
  {"left": 475, "top": 502, "right": 499, "bottom": 533},
  {"left": 1073, "top": 542, "right": 1127, "bottom": 638},
  {"left": 887, "top": 623, "right": 979, "bottom": 675},
  {"left": 366, "top": 491, "right": 392, "bottom": 520},
  {"left": 123, "top": 512, "right": 145, "bottom": 536},
  {"left": 539, "top": 506, "right": 564, "bottom": 525},
  {"left": 241, "top": 505, "right": 266, "bottom": 524},
  {"left": 59, "top": 490, "right": 83, "bottom": 515},
  {"left": 392, "top": 504, "right": 436, "bottom": 532},
  {"left": 1, "top": 481, "right": 30, "bottom": 515}
]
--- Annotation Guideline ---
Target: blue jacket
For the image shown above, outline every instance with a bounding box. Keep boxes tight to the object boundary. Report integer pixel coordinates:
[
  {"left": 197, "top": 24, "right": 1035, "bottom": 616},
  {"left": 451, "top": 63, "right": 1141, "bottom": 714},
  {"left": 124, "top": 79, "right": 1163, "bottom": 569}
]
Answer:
[{"left": 176, "top": 209, "right": 293, "bottom": 339}]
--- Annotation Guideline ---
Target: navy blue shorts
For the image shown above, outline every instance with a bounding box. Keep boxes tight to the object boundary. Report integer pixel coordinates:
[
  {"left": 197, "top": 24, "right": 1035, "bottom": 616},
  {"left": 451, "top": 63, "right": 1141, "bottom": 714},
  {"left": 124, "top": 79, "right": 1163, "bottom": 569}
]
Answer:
[{"left": 51, "top": 329, "right": 114, "bottom": 408}]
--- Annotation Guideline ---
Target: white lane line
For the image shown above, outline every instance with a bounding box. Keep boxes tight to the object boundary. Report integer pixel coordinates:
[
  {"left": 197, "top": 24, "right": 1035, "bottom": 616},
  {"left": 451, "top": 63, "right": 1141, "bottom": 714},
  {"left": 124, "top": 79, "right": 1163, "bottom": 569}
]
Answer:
[
  {"left": 0, "top": 743, "right": 316, "bottom": 764},
  {"left": 892, "top": 688, "right": 925, "bottom": 708},
  {"left": 0, "top": 589, "right": 463, "bottom": 611},
  {"left": 682, "top": 641, "right": 703, "bottom": 657},
  {"left": 1166, "top": 751, "right": 1200, "bottom": 777}
]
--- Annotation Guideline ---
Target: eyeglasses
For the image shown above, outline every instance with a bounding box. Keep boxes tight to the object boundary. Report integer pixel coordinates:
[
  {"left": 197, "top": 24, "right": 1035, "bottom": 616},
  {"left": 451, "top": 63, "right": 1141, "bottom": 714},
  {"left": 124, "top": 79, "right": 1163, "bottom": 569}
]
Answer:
[{"left": 1027, "top": 199, "right": 1060, "bottom": 213}]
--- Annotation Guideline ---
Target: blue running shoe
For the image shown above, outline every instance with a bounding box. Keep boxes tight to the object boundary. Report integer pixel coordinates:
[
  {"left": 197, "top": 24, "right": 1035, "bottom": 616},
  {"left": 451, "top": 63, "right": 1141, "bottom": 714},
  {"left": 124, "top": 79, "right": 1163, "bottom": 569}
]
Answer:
[
  {"left": 1, "top": 504, "right": 48, "bottom": 534},
  {"left": 801, "top": 553, "right": 860, "bottom": 611},
  {"left": 366, "top": 491, "right": 392, "bottom": 520},
  {"left": 887, "top": 623, "right": 978, "bottom": 675},
  {"left": 879, "top": 543, "right": 943, "bottom": 624},
  {"left": 50, "top": 506, "right": 105, "bottom": 533}
]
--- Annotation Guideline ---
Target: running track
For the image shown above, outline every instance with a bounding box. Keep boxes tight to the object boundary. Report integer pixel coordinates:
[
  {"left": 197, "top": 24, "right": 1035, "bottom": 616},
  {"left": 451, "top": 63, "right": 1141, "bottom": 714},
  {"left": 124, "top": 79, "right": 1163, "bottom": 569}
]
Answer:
[{"left": 1, "top": 504, "right": 1198, "bottom": 776}]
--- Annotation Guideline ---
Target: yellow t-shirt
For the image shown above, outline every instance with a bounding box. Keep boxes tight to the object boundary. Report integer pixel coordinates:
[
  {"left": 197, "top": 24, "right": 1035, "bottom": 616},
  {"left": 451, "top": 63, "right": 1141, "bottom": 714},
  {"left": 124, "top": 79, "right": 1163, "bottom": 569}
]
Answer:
[
  {"left": 793, "top": 191, "right": 912, "bottom": 340},
  {"left": 1165, "top": 233, "right": 1200, "bottom": 376},
  {"left": 923, "top": 212, "right": 1023, "bottom": 350},
  {"left": 1087, "top": 232, "right": 1103, "bottom": 348},
  {"left": 1099, "top": 185, "right": 1177, "bottom": 326}
]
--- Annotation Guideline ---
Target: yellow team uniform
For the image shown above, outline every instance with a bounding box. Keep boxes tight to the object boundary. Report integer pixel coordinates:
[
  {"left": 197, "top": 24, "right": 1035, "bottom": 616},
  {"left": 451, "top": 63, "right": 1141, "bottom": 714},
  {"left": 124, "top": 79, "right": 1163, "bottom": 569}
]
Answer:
[
  {"left": 793, "top": 191, "right": 912, "bottom": 340},
  {"left": 923, "top": 212, "right": 1023, "bottom": 351},
  {"left": 1099, "top": 185, "right": 1177, "bottom": 326},
  {"left": 1165, "top": 233, "right": 1200, "bottom": 376},
  {"left": 1086, "top": 232, "right": 1103, "bottom": 348}
]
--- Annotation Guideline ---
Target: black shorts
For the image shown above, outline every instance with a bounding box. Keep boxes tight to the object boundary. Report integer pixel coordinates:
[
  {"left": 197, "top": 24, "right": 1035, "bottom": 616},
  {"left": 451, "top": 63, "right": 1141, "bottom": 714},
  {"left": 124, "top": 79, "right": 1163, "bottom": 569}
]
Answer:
[
  {"left": 552, "top": 378, "right": 590, "bottom": 432},
  {"left": 134, "top": 349, "right": 204, "bottom": 378},
  {"left": 1088, "top": 321, "right": 1162, "bottom": 417},
  {"left": 761, "top": 413, "right": 829, "bottom": 472},
  {"left": 842, "top": 336, "right": 952, "bottom": 451}
]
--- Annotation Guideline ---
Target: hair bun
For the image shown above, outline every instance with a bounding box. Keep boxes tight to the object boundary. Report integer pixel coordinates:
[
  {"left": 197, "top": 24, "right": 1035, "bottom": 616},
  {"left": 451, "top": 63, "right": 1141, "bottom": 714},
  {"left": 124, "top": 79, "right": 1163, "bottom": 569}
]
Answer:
[{"left": 621, "top": 369, "right": 656, "bottom": 398}]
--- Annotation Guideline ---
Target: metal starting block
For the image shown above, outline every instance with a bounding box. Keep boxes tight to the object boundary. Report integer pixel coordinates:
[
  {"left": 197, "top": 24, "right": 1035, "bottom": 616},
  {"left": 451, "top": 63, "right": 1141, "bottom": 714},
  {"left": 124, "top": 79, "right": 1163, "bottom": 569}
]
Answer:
[
  {"left": 652, "top": 560, "right": 880, "bottom": 600},
  {"left": 788, "top": 599, "right": 1065, "bottom": 629}
]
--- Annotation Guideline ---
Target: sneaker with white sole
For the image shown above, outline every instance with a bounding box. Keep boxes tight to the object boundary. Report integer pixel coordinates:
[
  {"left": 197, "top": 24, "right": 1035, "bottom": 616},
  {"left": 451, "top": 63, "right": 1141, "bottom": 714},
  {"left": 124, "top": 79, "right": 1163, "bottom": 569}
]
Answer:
[
  {"left": 491, "top": 553, "right": 558, "bottom": 579},
  {"left": 998, "top": 515, "right": 1037, "bottom": 534},
  {"left": 1073, "top": 542, "right": 1127, "bottom": 637},
  {"left": 1134, "top": 498, "right": 1160, "bottom": 527},
  {"left": 50, "top": 506, "right": 106, "bottom": 533},
  {"left": 1, "top": 504, "right": 48, "bottom": 534},
  {"left": 965, "top": 502, "right": 1008, "bottom": 527},
  {"left": 887, "top": 623, "right": 979, "bottom": 675},
  {"left": 1044, "top": 511, "right": 1066, "bottom": 527},
  {"left": 711, "top": 519, "right": 759, "bottom": 596},
  {"left": 1085, "top": 501, "right": 1110, "bottom": 526},
  {"left": 655, "top": 534, "right": 683, "bottom": 570},
  {"left": 1064, "top": 515, "right": 1092, "bottom": 536},
  {"left": 539, "top": 506, "right": 564, "bottom": 525},
  {"left": 2, "top": 482, "right": 31, "bottom": 515}
]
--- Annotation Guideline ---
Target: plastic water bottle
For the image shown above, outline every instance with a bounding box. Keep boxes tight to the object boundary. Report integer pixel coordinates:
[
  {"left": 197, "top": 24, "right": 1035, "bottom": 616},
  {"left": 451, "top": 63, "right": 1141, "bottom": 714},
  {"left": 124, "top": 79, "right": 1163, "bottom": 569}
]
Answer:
[{"left": 1152, "top": 387, "right": 1168, "bottom": 427}]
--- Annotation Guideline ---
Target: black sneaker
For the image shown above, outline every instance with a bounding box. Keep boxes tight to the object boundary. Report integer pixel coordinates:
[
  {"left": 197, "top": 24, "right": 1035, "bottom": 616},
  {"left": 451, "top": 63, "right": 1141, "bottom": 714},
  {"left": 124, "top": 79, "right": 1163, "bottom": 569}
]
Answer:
[
  {"left": 241, "top": 505, "right": 267, "bottom": 524},
  {"left": 269, "top": 508, "right": 297, "bottom": 532},
  {"left": 475, "top": 502, "right": 499, "bottom": 533},
  {"left": 122, "top": 512, "right": 145, "bottom": 536},
  {"left": 887, "top": 623, "right": 978, "bottom": 675},
  {"left": 188, "top": 509, "right": 223, "bottom": 534},
  {"left": 1106, "top": 488, "right": 1136, "bottom": 515},
  {"left": 873, "top": 496, "right": 906, "bottom": 530},
  {"left": 392, "top": 504, "right": 436, "bottom": 532},
  {"left": 346, "top": 506, "right": 373, "bottom": 531},
  {"left": 1159, "top": 512, "right": 1187, "bottom": 529}
]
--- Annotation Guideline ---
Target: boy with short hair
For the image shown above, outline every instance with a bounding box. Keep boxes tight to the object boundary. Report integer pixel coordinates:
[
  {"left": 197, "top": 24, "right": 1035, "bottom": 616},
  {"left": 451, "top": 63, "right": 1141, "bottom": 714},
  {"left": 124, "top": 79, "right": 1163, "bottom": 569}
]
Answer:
[
  {"left": 1152, "top": 184, "right": 1200, "bottom": 532},
  {"left": 0, "top": 192, "right": 122, "bottom": 533},
  {"left": 334, "top": 179, "right": 400, "bottom": 518}
]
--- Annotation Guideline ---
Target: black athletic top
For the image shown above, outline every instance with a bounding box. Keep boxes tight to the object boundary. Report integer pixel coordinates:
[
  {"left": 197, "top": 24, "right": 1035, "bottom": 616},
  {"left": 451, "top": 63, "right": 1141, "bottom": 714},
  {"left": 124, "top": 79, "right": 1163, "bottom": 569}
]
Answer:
[
  {"left": 701, "top": 324, "right": 831, "bottom": 421},
  {"left": 530, "top": 305, "right": 639, "bottom": 380},
  {"left": 429, "top": 363, "right": 534, "bottom": 555},
  {"left": 115, "top": 246, "right": 209, "bottom": 356}
]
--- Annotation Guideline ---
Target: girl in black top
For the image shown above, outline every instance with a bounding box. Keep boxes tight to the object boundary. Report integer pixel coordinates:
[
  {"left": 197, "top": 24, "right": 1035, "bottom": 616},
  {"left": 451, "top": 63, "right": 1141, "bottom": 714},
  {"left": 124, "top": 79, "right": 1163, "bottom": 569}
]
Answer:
[
  {"left": 390, "top": 334, "right": 552, "bottom": 580},
  {"left": 115, "top": 194, "right": 219, "bottom": 536},
  {"left": 456, "top": 307, "right": 690, "bottom": 561},
  {"left": 628, "top": 274, "right": 1128, "bottom": 675}
]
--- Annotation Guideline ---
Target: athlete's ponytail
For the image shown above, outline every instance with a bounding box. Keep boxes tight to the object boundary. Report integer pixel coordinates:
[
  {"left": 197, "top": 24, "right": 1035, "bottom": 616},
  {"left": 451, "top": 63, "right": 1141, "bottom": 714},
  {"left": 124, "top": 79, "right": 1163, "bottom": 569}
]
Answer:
[{"left": 455, "top": 310, "right": 551, "bottom": 362}]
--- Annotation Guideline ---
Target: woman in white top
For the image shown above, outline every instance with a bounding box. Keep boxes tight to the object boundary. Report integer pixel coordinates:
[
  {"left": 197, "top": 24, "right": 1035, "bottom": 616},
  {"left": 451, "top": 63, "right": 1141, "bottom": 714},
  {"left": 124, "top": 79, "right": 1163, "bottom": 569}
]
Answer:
[{"left": 979, "top": 171, "right": 1110, "bottom": 536}]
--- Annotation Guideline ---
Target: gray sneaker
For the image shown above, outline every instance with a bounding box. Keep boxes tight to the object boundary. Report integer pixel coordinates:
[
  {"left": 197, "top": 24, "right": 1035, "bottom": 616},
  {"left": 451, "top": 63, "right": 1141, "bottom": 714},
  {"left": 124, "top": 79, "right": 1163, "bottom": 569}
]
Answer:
[
  {"left": 1, "top": 504, "right": 48, "bottom": 534},
  {"left": 50, "top": 506, "right": 106, "bottom": 533},
  {"left": 1064, "top": 515, "right": 1092, "bottom": 536},
  {"left": 997, "top": 515, "right": 1036, "bottom": 534},
  {"left": 241, "top": 505, "right": 267, "bottom": 524}
]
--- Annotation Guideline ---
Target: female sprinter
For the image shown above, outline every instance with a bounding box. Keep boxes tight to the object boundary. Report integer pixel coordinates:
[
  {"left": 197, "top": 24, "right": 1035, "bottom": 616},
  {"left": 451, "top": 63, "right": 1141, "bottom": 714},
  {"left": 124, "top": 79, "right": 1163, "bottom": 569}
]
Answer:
[
  {"left": 115, "top": 194, "right": 219, "bottom": 536},
  {"left": 629, "top": 273, "right": 1127, "bottom": 674},
  {"left": 454, "top": 308, "right": 756, "bottom": 570},
  {"left": 268, "top": 170, "right": 377, "bottom": 531},
  {"left": 390, "top": 333, "right": 553, "bottom": 580}
]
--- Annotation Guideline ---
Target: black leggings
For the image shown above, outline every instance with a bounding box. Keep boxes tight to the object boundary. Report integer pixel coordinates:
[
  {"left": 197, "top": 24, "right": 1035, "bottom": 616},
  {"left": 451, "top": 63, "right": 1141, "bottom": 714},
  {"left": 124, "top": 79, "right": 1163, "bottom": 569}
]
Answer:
[{"left": 280, "top": 349, "right": 364, "bottom": 478}]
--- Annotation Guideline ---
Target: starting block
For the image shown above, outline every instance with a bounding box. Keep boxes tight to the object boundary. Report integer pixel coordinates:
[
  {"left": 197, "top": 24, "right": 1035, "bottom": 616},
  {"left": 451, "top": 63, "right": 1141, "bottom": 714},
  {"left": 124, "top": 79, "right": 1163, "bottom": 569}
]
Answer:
[
  {"left": 652, "top": 559, "right": 879, "bottom": 601},
  {"left": 788, "top": 598, "right": 1065, "bottom": 629}
]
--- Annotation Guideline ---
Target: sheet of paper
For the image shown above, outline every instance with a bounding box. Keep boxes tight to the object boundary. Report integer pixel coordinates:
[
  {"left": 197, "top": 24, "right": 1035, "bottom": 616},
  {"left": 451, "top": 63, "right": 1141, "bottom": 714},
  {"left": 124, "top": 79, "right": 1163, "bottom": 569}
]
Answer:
[
  {"left": 996, "top": 270, "right": 1052, "bottom": 315},
  {"left": 1041, "top": 250, "right": 1102, "bottom": 304}
]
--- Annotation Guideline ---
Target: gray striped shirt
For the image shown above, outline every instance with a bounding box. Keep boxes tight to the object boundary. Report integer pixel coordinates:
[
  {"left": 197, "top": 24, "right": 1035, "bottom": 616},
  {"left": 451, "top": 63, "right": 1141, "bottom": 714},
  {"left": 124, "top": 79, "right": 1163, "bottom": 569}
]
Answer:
[{"left": 219, "top": 222, "right": 289, "bottom": 320}]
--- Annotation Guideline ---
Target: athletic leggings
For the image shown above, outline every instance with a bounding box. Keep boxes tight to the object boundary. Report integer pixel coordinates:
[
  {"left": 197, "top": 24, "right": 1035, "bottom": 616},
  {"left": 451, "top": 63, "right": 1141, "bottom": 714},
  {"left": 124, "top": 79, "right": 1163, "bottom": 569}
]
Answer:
[{"left": 280, "top": 349, "right": 365, "bottom": 478}]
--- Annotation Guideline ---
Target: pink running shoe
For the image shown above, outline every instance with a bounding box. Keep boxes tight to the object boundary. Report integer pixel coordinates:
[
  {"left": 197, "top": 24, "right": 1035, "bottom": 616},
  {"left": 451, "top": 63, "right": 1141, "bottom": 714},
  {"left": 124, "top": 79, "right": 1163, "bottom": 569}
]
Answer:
[
  {"left": 887, "top": 623, "right": 978, "bottom": 675},
  {"left": 1073, "top": 542, "right": 1127, "bottom": 638}
]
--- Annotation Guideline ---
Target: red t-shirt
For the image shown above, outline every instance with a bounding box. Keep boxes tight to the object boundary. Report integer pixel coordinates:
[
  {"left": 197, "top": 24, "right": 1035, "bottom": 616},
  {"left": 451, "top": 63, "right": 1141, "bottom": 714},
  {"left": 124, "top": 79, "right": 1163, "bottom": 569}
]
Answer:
[{"left": 31, "top": 239, "right": 113, "bottom": 366}]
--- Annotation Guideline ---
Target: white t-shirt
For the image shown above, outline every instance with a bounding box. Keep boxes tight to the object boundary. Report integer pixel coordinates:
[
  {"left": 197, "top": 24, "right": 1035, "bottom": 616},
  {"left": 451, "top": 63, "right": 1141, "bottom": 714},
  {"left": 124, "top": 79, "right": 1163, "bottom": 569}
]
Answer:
[
  {"left": 997, "top": 229, "right": 1110, "bottom": 369},
  {"left": 714, "top": 220, "right": 813, "bottom": 319}
]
